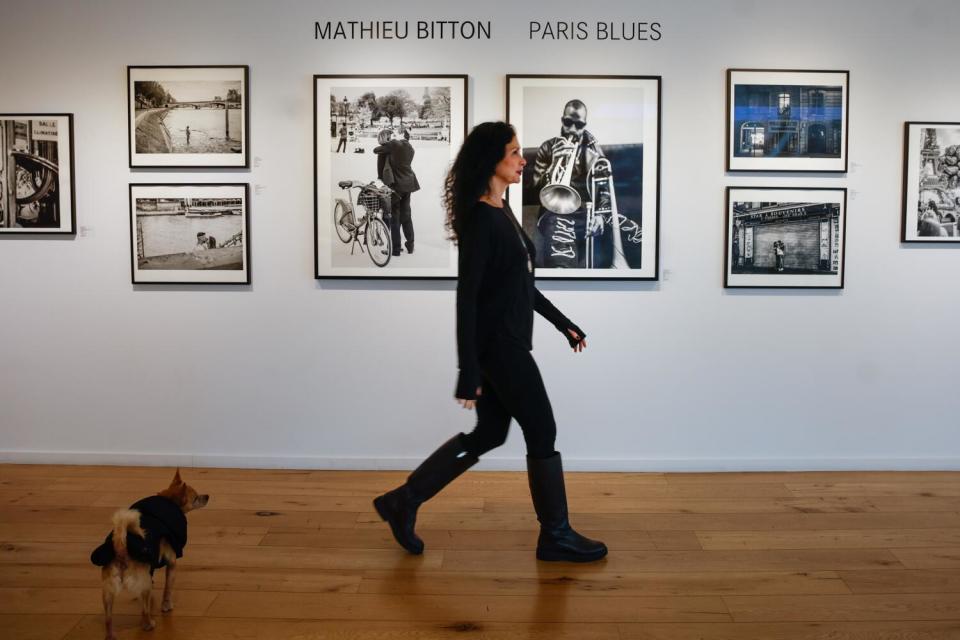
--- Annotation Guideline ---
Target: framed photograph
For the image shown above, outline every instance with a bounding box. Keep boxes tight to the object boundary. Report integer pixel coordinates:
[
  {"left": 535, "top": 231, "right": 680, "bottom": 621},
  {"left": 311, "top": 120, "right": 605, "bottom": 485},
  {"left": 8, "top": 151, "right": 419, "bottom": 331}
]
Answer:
[
  {"left": 0, "top": 114, "right": 75, "bottom": 234},
  {"left": 725, "top": 187, "right": 847, "bottom": 289},
  {"left": 902, "top": 122, "right": 960, "bottom": 242},
  {"left": 506, "top": 75, "right": 660, "bottom": 280},
  {"left": 314, "top": 74, "right": 467, "bottom": 279},
  {"left": 129, "top": 183, "right": 250, "bottom": 284},
  {"left": 128, "top": 65, "right": 249, "bottom": 168},
  {"left": 726, "top": 69, "right": 849, "bottom": 173}
]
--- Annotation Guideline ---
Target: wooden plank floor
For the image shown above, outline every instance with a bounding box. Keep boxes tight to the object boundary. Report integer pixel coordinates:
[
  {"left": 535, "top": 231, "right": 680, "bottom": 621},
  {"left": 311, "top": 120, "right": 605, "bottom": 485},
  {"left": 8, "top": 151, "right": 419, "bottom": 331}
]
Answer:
[{"left": 1, "top": 465, "right": 959, "bottom": 639}]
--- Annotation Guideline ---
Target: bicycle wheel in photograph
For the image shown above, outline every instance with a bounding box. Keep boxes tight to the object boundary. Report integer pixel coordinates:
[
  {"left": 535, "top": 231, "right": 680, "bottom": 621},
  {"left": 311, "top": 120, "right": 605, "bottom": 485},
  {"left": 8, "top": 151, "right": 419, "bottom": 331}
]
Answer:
[
  {"left": 365, "top": 217, "right": 392, "bottom": 267},
  {"left": 334, "top": 201, "right": 354, "bottom": 244}
]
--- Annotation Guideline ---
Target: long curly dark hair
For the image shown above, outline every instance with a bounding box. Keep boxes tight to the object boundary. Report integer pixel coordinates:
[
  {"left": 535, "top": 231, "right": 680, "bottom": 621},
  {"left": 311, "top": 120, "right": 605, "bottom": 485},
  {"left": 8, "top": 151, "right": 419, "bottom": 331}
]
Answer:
[{"left": 443, "top": 121, "right": 516, "bottom": 243}]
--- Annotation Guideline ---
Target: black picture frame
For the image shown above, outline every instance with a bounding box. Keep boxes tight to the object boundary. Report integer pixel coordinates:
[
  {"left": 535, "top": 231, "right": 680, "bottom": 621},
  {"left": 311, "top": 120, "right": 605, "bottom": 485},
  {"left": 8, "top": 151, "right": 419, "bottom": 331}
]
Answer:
[
  {"left": 0, "top": 113, "right": 76, "bottom": 235},
  {"left": 901, "top": 121, "right": 960, "bottom": 243},
  {"left": 313, "top": 74, "right": 468, "bottom": 279},
  {"left": 726, "top": 69, "right": 850, "bottom": 173},
  {"left": 724, "top": 186, "right": 847, "bottom": 289},
  {"left": 127, "top": 65, "right": 250, "bottom": 169},
  {"left": 506, "top": 74, "right": 662, "bottom": 281},
  {"left": 128, "top": 182, "right": 251, "bottom": 285}
]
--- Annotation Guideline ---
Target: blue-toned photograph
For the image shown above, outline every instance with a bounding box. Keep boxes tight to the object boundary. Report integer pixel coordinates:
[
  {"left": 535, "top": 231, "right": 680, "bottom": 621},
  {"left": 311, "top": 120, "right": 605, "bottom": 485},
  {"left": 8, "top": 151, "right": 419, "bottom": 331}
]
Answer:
[
  {"left": 733, "top": 84, "right": 843, "bottom": 159},
  {"left": 727, "top": 70, "right": 849, "bottom": 173}
]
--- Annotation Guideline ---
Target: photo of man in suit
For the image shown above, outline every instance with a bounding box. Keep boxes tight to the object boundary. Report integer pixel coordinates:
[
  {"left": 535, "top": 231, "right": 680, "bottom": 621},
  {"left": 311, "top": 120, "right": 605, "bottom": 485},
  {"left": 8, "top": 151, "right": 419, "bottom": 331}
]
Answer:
[
  {"left": 375, "top": 128, "right": 420, "bottom": 256},
  {"left": 321, "top": 81, "right": 461, "bottom": 274}
]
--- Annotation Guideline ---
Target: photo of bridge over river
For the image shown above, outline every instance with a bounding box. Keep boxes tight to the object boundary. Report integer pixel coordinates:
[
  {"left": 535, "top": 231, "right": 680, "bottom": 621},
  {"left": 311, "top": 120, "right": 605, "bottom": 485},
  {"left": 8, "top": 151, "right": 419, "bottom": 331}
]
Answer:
[{"left": 128, "top": 66, "right": 248, "bottom": 168}]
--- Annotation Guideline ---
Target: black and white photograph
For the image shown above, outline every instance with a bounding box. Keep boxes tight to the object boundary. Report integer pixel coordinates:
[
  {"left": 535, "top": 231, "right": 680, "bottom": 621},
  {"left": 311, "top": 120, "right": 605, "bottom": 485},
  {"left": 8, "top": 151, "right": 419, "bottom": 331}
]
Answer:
[
  {"left": 902, "top": 122, "right": 960, "bottom": 242},
  {"left": 314, "top": 75, "right": 466, "bottom": 278},
  {"left": 507, "top": 75, "right": 660, "bottom": 280},
  {"left": 128, "top": 66, "right": 248, "bottom": 168},
  {"left": 725, "top": 187, "right": 846, "bottom": 288},
  {"left": 129, "top": 183, "right": 250, "bottom": 284},
  {"left": 727, "top": 69, "right": 849, "bottom": 172},
  {"left": 0, "top": 114, "right": 75, "bottom": 234}
]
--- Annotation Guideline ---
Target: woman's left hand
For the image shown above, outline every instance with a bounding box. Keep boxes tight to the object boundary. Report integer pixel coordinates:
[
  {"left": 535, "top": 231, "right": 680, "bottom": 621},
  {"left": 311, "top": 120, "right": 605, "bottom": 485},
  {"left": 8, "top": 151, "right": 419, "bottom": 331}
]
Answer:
[
  {"left": 567, "top": 329, "right": 587, "bottom": 353},
  {"left": 456, "top": 386, "right": 482, "bottom": 410}
]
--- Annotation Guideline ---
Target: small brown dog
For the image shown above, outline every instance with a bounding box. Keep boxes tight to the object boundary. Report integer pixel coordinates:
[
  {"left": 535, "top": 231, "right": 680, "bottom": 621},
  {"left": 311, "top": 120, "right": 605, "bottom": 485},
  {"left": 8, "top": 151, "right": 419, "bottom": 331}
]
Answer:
[{"left": 90, "top": 469, "right": 209, "bottom": 640}]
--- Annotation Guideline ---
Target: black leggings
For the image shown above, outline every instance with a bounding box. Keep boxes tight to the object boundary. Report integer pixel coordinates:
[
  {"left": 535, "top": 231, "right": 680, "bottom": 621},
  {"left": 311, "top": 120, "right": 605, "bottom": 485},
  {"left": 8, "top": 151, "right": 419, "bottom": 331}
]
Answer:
[{"left": 461, "top": 344, "right": 557, "bottom": 460}]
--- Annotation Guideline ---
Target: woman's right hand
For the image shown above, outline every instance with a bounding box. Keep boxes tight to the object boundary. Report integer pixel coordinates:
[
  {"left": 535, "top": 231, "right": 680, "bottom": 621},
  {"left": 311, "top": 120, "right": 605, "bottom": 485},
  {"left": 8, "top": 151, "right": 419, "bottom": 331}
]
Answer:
[
  {"left": 566, "top": 328, "right": 587, "bottom": 352},
  {"left": 456, "top": 387, "right": 482, "bottom": 410}
]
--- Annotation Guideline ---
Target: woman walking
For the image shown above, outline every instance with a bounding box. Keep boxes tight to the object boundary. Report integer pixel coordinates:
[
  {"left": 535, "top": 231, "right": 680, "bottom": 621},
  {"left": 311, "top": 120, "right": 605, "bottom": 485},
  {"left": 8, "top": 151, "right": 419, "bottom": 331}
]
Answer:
[{"left": 373, "top": 122, "right": 606, "bottom": 563}]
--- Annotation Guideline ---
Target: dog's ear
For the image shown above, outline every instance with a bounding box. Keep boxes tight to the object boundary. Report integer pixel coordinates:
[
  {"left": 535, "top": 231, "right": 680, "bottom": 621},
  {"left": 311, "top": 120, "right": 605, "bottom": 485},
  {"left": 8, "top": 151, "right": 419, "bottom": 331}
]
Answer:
[{"left": 160, "top": 468, "right": 189, "bottom": 507}]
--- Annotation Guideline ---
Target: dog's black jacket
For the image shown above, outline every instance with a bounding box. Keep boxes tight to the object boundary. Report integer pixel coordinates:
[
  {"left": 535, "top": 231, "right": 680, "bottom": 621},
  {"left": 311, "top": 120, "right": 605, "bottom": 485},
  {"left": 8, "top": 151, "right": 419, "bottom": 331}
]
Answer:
[{"left": 90, "top": 496, "right": 188, "bottom": 573}]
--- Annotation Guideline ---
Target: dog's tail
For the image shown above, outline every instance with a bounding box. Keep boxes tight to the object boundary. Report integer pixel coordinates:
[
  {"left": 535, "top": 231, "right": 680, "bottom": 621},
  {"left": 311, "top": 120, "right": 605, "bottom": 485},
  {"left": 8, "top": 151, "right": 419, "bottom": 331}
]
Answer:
[{"left": 110, "top": 509, "right": 145, "bottom": 558}]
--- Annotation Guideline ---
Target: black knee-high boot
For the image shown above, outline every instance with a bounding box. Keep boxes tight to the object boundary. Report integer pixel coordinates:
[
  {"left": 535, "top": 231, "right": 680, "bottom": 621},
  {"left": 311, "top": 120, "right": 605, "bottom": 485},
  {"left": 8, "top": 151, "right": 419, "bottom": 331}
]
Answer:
[
  {"left": 373, "top": 434, "right": 478, "bottom": 554},
  {"left": 527, "top": 452, "right": 608, "bottom": 562}
]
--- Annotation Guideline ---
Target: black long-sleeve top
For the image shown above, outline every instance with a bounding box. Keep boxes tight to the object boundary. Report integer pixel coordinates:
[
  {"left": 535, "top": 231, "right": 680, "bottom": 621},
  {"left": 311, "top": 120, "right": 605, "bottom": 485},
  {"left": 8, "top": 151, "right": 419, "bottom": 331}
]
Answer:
[{"left": 455, "top": 201, "right": 580, "bottom": 399}]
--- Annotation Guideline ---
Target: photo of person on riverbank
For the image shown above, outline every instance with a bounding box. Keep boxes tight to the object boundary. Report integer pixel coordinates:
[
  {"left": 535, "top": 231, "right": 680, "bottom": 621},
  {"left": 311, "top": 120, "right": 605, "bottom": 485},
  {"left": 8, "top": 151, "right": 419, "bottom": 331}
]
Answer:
[
  {"left": 128, "top": 66, "right": 248, "bottom": 168},
  {"left": 129, "top": 183, "right": 250, "bottom": 284},
  {"left": 315, "top": 76, "right": 466, "bottom": 278}
]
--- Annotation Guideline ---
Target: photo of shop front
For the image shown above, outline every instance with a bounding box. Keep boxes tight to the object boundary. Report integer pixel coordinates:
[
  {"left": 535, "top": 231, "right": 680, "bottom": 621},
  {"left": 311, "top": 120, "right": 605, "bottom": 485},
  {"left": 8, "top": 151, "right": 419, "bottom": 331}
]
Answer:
[{"left": 731, "top": 201, "right": 841, "bottom": 275}]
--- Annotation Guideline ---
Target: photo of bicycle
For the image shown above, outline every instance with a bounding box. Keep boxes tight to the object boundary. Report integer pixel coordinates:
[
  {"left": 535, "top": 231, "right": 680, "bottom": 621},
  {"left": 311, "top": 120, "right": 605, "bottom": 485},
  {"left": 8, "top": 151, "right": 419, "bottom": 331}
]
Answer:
[{"left": 314, "top": 76, "right": 466, "bottom": 278}]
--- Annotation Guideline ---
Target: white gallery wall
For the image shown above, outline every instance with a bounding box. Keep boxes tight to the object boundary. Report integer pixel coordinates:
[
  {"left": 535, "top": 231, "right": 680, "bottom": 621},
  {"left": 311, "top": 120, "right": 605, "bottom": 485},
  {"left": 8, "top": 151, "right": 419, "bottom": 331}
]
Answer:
[{"left": 1, "top": 0, "right": 958, "bottom": 471}]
